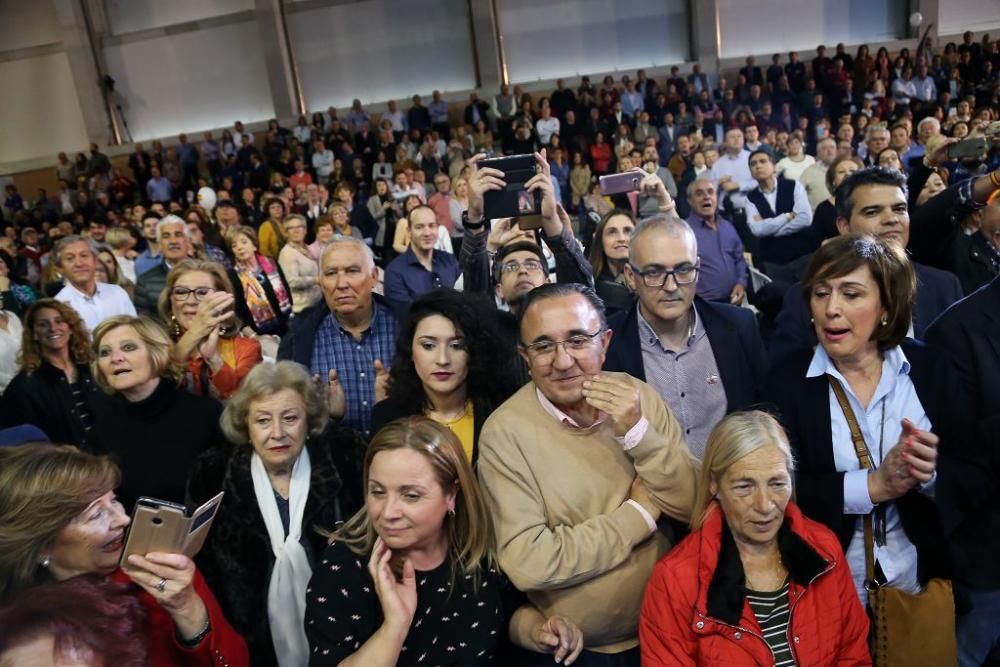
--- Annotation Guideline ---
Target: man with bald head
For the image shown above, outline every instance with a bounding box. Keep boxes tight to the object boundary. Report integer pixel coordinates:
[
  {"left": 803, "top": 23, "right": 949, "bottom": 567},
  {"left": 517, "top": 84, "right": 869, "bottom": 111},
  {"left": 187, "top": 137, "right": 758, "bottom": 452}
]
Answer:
[
  {"left": 604, "top": 215, "right": 766, "bottom": 459},
  {"left": 684, "top": 179, "right": 747, "bottom": 304}
]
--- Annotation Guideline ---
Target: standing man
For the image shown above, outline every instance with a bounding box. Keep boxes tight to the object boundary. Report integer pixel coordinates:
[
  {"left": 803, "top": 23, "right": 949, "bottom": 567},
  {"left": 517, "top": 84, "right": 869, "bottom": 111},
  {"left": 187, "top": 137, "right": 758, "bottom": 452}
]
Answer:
[
  {"left": 54, "top": 236, "right": 136, "bottom": 331},
  {"left": 383, "top": 205, "right": 460, "bottom": 314},
  {"left": 134, "top": 215, "right": 192, "bottom": 314},
  {"left": 800, "top": 137, "right": 838, "bottom": 209},
  {"left": 744, "top": 149, "right": 814, "bottom": 284},
  {"left": 277, "top": 237, "right": 396, "bottom": 439},
  {"left": 478, "top": 282, "right": 697, "bottom": 665},
  {"left": 605, "top": 216, "right": 766, "bottom": 459},
  {"left": 684, "top": 179, "right": 747, "bottom": 304}
]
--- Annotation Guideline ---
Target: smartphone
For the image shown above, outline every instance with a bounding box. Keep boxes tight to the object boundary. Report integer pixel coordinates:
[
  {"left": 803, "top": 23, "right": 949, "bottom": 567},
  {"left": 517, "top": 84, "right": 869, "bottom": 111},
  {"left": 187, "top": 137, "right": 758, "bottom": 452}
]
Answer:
[
  {"left": 119, "top": 491, "right": 224, "bottom": 573},
  {"left": 479, "top": 154, "right": 541, "bottom": 220},
  {"left": 599, "top": 171, "right": 642, "bottom": 196},
  {"left": 947, "top": 136, "right": 988, "bottom": 159}
]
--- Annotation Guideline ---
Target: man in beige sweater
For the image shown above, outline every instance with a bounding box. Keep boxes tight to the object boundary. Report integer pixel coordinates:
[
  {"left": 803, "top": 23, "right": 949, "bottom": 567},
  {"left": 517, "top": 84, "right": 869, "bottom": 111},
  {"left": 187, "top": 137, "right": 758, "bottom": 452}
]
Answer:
[{"left": 477, "top": 282, "right": 698, "bottom": 665}]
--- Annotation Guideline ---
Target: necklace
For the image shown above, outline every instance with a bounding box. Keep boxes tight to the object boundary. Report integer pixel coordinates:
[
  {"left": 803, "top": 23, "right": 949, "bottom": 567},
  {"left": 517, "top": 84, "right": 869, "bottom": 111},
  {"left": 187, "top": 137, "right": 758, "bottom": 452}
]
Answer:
[
  {"left": 744, "top": 551, "right": 786, "bottom": 591},
  {"left": 430, "top": 400, "right": 470, "bottom": 425}
]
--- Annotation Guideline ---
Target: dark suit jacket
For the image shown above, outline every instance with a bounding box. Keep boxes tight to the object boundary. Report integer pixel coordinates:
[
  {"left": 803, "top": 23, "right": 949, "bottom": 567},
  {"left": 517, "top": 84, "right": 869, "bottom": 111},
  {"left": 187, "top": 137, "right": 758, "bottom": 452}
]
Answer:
[
  {"left": 604, "top": 297, "right": 767, "bottom": 414},
  {"left": 949, "top": 232, "right": 999, "bottom": 296},
  {"left": 763, "top": 340, "right": 954, "bottom": 584},
  {"left": 769, "top": 261, "right": 964, "bottom": 363},
  {"left": 925, "top": 276, "right": 1000, "bottom": 588}
]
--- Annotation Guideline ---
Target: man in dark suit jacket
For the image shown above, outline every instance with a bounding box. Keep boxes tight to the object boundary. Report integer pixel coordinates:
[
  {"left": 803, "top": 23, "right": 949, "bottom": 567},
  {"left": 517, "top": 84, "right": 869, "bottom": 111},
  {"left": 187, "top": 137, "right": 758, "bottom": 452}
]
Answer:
[
  {"left": 769, "top": 166, "right": 963, "bottom": 362},
  {"left": 603, "top": 214, "right": 767, "bottom": 460},
  {"left": 926, "top": 275, "right": 1000, "bottom": 665},
  {"left": 463, "top": 93, "right": 491, "bottom": 129}
]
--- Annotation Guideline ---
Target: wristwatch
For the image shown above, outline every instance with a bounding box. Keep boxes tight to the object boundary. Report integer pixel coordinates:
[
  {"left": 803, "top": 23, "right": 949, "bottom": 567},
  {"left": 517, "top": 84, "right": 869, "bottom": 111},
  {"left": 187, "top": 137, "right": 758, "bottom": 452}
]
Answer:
[{"left": 462, "top": 210, "right": 486, "bottom": 231}]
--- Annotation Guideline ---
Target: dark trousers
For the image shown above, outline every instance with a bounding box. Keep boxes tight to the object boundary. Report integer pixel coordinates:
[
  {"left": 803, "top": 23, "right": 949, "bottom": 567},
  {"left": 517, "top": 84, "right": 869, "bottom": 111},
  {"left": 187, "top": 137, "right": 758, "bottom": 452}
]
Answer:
[{"left": 513, "top": 646, "right": 640, "bottom": 667}]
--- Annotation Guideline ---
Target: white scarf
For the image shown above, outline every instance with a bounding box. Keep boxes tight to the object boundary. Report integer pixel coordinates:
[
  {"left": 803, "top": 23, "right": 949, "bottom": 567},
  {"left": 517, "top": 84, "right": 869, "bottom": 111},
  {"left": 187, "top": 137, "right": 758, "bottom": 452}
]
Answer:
[{"left": 251, "top": 448, "right": 312, "bottom": 667}]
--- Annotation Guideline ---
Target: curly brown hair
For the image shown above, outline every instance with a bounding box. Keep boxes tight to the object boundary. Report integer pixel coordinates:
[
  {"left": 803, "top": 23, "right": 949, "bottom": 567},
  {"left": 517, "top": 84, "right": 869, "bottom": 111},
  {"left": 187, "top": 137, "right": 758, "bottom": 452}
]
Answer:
[{"left": 17, "top": 299, "right": 92, "bottom": 373}]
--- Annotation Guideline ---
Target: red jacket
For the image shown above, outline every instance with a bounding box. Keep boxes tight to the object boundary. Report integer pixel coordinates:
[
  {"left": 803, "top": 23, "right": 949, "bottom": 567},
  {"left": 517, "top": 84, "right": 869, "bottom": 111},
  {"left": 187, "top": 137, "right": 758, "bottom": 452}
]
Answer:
[
  {"left": 111, "top": 568, "right": 249, "bottom": 667},
  {"left": 640, "top": 502, "right": 870, "bottom": 666}
]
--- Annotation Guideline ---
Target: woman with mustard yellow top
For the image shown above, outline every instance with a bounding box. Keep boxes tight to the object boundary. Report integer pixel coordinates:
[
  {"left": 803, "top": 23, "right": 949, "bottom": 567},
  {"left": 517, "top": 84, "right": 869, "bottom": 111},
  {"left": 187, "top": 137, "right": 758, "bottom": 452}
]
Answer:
[{"left": 371, "top": 289, "right": 519, "bottom": 463}]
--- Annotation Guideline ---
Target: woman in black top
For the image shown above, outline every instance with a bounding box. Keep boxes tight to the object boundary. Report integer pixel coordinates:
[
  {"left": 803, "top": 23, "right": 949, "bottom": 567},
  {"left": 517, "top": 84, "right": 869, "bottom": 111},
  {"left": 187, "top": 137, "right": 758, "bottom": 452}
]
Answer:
[
  {"left": 306, "top": 417, "right": 583, "bottom": 666},
  {"left": 587, "top": 209, "right": 637, "bottom": 313},
  {"left": 371, "top": 290, "right": 519, "bottom": 464},
  {"left": 86, "top": 315, "right": 222, "bottom": 511},
  {"left": 0, "top": 299, "right": 110, "bottom": 445}
]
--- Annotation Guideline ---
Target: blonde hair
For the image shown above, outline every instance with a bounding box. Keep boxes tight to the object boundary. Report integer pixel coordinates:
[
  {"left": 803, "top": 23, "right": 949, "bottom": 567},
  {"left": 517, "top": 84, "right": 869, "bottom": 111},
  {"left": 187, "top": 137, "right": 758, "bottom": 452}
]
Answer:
[
  {"left": 225, "top": 225, "right": 258, "bottom": 250},
  {"left": 156, "top": 259, "right": 240, "bottom": 340},
  {"left": 691, "top": 411, "right": 796, "bottom": 531},
  {"left": 0, "top": 445, "right": 121, "bottom": 602},
  {"left": 221, "top": 361, "right": 328, "bottom": 445},
  {"left": 334, "top": 417, "right": 495, "bottom": 588},
  {"left": 90, "top": 316, "right": 181, "bottom": 394},
  {"left": 104, "top": 227, "right": 133, "bottom": 251}
]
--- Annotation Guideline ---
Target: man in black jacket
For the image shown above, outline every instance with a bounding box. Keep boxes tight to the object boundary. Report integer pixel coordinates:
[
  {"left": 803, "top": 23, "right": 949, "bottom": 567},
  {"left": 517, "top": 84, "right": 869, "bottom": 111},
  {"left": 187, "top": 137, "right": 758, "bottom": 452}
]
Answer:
[
  {"left": 604, "top": 215, "right": 766, "bottom": 459},
  {"left": 770, "top": 166, "right": 963, "bottom": 362},
  {"left": 926, "top": 275, "right": 1000, "bottom": 666}
]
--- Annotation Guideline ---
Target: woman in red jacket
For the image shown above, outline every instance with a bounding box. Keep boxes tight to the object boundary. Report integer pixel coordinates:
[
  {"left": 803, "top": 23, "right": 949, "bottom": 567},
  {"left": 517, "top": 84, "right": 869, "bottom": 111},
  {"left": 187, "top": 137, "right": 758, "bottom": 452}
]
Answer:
[
  {"left": 0, "top": 444, "right": 249, "bottom": 667},
  {"left": 640, "top": 411, "right": 870, "bottom": 666}
]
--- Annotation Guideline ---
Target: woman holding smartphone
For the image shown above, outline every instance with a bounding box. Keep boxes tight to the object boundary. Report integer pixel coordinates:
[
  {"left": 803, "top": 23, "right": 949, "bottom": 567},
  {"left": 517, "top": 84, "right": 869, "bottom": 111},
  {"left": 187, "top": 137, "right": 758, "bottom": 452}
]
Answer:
[{"left": 0, "top": 444, "right": 249, "bottom": 666}]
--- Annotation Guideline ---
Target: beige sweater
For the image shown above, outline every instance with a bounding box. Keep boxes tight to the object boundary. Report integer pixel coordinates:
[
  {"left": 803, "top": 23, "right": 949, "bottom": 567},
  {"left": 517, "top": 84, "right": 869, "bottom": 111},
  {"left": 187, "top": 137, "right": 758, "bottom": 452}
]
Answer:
[{"left": 477, "top": 374, "right": 698, "bottom": 654}]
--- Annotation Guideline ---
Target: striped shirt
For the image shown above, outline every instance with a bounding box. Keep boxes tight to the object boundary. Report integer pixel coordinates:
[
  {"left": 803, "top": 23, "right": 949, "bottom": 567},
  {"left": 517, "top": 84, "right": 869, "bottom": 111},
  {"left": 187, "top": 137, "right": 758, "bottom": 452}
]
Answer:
[{"left": 746, "top": 581, "right": 795, "bottom": 666}]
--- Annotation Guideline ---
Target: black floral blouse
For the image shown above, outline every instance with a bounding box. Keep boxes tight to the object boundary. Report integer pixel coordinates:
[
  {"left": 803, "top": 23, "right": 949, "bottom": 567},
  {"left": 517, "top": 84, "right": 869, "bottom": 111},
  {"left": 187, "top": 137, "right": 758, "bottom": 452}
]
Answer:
[{"left": 306, "top": 540, "right": 512, "bottom": 666}]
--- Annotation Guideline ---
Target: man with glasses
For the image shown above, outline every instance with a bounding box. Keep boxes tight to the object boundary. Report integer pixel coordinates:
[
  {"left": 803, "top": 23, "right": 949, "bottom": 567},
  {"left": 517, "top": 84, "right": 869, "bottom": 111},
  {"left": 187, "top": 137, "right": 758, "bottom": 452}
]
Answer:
[
  {"left": 478, "top": 282, "right": 696, "bottom": 666},
  {"left": 604, "top": 215, "right": 766, "bottom": 459}
]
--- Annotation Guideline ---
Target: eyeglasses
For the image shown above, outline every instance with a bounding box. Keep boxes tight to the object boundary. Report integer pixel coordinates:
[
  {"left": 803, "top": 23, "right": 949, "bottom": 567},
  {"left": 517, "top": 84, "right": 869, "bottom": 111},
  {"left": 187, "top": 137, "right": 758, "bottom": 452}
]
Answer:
[
  {"left": 522, "top": 328, "right": 606, "bottom": 360},
  {"left": 500, "top": 259, "right": 544, "bottom": 274},
  {"left": 285, "top": 224, "right": 306, "bottom": 231},
  {"left": 629, "top": 262, "right": 699, "bottom": 288},
  {"left": 171, "top": 286, "right": 215, "bottom": 302}
]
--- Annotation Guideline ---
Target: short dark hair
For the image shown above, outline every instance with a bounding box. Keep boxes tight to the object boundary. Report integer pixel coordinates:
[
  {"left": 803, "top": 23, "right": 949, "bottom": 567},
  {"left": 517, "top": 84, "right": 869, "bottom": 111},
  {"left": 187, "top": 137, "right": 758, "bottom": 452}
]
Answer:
[
  {"left": 493, "top": 240, "right": 548, "bottom": 285},
  {"left": 518, "top": 282, "right": 607, "bottom": 340},
  {"left": 834, "top": 166, "right": 908, "bottom": 220},
  {"left": 801, "top": 234, "right": 915, "bottom": 351},
  {"left": 748, "top": 148, "right": 774, "bottom": 165}
]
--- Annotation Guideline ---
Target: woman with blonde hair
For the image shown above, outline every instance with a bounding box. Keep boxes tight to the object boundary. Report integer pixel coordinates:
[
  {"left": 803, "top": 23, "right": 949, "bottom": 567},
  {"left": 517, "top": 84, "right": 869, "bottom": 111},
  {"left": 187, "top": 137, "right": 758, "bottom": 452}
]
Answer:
[
  {"left": 0, "top": 444, "right": 249, "bottom": 665},
  {"left": 86, "top": 315, "right": 223, "bottom": 511},
  {"left": 640, "top": 411, "right": 869, "bottom": 665},
  {"left": 306, "top": 417, "right": 584, "bottom": 666},
  {"left": 277, "top": 214, "right": 321, "bottom": 313},
  {"left": 0, "top": 299, "right": 110, "bottom": 444},
  {"left": 188, "top": 361, "right": 366, "bottom": 667},
  {"left": 157, "top": 259, "right": 262, "bottom": 400}
]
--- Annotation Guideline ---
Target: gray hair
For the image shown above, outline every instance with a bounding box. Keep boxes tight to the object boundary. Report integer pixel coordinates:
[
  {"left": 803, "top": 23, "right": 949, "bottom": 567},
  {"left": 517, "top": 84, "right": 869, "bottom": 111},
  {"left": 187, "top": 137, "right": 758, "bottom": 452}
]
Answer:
[
  {"left": 220, "top": 361, "right": 329, "bottom": 445},
  {"left": 52, "top": 235, "right": 98, "bottom": 267},
  {"left": 156, "top": 214, "right": 191, "bottom": 241},
  {"left": 628, "top": 214, "right": 697, "bottom": 265},
  {"left": 917, "top": 117, "right": 941, "bottom": 134},
  {"left": 320, "top": 236, "right": 376, "bottom": 272}
]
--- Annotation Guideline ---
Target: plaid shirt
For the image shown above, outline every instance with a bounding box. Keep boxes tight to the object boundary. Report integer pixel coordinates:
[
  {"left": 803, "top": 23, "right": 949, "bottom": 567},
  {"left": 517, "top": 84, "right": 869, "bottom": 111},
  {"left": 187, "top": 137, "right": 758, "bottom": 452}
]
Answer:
[{"left": 309, "top": 302, "right": 397, "bottom": 438}]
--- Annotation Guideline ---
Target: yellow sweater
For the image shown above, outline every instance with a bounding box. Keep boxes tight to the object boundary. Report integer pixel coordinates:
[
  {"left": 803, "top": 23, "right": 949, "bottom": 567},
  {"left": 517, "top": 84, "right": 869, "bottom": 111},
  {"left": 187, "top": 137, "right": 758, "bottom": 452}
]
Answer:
[{"left": 477, "top": 375, "right": 698, "bottom": 653}]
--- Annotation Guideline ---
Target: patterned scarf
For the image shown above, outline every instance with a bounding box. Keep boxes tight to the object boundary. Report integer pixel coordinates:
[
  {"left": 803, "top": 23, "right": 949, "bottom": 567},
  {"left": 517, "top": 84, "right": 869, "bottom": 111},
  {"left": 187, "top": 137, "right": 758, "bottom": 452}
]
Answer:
[{"left": 236, "top": 254, "right": 292, "bottom": 332}]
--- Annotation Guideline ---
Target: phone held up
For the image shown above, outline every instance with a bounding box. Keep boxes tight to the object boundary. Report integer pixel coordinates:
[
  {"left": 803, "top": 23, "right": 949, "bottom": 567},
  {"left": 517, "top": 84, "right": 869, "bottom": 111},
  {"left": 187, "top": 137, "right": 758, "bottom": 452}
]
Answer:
[
  {"left": 599, "top": 171, "right": 643, "bottom": 196},
  {"left": 947, "top": 136, "right": 988, "bottom": 160},
  {"left": 119, "top": 491, "right": 224, "bottom": 574},
  {"left": 478, "top": 154, "right": 544, "bottom": 230}
]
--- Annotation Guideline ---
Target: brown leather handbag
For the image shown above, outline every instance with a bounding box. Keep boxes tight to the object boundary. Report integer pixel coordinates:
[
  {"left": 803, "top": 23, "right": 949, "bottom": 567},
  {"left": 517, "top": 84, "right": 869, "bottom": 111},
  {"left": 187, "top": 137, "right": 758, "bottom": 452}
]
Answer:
[{"left": 829, "top": 376, "right": 957, "bottom": 667}]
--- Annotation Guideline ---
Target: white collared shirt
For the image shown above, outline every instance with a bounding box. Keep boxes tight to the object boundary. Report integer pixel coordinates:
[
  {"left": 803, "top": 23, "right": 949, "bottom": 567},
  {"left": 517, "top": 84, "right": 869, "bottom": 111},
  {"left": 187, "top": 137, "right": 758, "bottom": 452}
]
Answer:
[
  {"left": 56, "top": 282, "right": 137, "bottom": 332},
  {"left": 806, "top": 345, "right": 934, "bottom": 603}
]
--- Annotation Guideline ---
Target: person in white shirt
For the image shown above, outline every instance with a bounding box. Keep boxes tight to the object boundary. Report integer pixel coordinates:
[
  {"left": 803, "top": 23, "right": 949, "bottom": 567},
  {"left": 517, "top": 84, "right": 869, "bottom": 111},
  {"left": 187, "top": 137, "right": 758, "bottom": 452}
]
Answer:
[
  {"left": 54, "top": 236, "right": 136, "bottom": 332},
  {"left": 891, "top": 67, "right": 918, "bottom": 106},
  {"left": 383, "top": 100, "right": 406, "bottom": 134},
  {"left": 312, "top": 140, "right": 334, "bottom": 180},
  {"left": 776, "top": 134, "right": 816, "bottom": 182},
  {"left": 912, "top": 65, "right": 937, "bottom": 103},
  {"left": 535, "top": 105, "right": 560, "bottom": 146},
  {"left": 0, "top": 308, "right": 23, "bottom": 393},
  {"left": 800, "top": 137, "right": 837, "bottom": 209},
  {"left": 710, "top": 129, "right": 755, "bottom": 207}
]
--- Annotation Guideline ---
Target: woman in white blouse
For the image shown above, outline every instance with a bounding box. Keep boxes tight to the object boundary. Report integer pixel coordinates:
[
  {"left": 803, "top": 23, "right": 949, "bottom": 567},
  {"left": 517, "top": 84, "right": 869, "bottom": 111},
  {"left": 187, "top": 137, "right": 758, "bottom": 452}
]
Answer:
[{"left": 278, "top": 214, "right": 321, "bottom": 314}]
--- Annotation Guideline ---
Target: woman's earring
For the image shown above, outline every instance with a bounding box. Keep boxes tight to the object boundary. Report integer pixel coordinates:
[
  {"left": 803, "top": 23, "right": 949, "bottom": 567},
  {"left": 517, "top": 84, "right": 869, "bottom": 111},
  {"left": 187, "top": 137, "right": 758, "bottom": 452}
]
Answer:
[
  {"left": 880, "top": 316, "right": 888, "bottom": 327},
  {"left": 809, "top": 317, "right": 815, "bottom": 324},
  {"left": 448, "top": 508, "right": 455, "bottom": 518},
  {"left": 40, "top": 557, "right": 50, "bottom": 568},
  {"left": 170, "top": 313, "right": 182, "bottom": 338}
]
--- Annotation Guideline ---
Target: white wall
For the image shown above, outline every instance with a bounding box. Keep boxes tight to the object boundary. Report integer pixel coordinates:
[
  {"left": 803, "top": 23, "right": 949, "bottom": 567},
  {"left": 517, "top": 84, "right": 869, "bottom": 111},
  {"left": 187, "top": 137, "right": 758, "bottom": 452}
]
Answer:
[
  {"left": 103, "top": 0, "right": 252, "bottom": 35},
  {"left": 718, "top": 0, "right": 905, "bottom": 58},
  {"left": 939, "top": 0, "right": 1000, "bottom": 35},
  {"left": 498, "top": 0, "right": 689, "bottom": 82},
  {"left": 287, "top": 0, "right": 476, "bottom": 111},
  {"left": 0, "top": 53, "right": 89, "bottom": 163},
  {"left": 0, "top": 0, "right": 61, "bottom": 51},
  {"left": 102, "top": 20, "right": 275, "bottom": 141}
]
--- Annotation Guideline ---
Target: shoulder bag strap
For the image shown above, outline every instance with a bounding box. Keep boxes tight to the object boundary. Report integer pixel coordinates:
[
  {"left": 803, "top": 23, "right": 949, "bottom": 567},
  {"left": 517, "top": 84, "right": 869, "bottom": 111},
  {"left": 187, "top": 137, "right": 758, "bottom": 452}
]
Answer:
[{"left": 828, "top": 376, "right": 878, "bottom": 588}]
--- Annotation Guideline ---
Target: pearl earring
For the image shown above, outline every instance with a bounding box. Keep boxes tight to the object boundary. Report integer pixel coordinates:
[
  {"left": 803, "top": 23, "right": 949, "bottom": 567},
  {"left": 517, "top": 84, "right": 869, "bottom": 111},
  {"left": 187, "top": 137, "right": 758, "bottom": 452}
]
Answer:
[
  {"left": 880, "top": 316, "right": 888, "bottom": 327},
  {"left": 41, "top": 557, "right": 50, "bottom": 568}
]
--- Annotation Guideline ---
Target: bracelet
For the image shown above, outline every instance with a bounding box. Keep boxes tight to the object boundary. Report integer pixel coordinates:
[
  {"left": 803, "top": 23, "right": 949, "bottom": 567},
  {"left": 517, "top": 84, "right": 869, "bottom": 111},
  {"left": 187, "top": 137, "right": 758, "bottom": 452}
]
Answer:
[
  {"left": 177, "top": 616, "right": 211, "bottom": 648},
  {"left": 922, "top": 155, "right": 938, "bottom": 170},
  {"left": 990, "top": 171, "right": 1000, "bottom": 189},
  {"left": 461, "top": 210, "right": 486, "bottom": 231}
]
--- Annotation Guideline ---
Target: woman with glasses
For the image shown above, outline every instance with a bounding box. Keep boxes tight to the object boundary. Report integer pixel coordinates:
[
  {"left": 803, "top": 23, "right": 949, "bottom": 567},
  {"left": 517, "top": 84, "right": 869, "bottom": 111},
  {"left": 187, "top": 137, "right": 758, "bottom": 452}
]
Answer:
[
  {"left": 278, "top": 214, "right": 321, "bottom": 314},
  {"left": 372, "top": 289, "right": 518, "bottom": 463},
  {"left": 605, "top": 215, "right": 767, "bottom": 460},
  {"left": 158, "top": 259, "right": 262, "bottom": 400},
  {"left": 764, "top": 235, "right": 954, "bottom": 610}
]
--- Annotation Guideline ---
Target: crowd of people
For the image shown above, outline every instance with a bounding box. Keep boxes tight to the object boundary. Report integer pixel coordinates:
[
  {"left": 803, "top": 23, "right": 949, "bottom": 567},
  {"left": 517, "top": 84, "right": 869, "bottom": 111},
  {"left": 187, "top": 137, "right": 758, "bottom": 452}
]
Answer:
[{"left": 0, "top": 31, "right": 999, "bottom": 667}]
